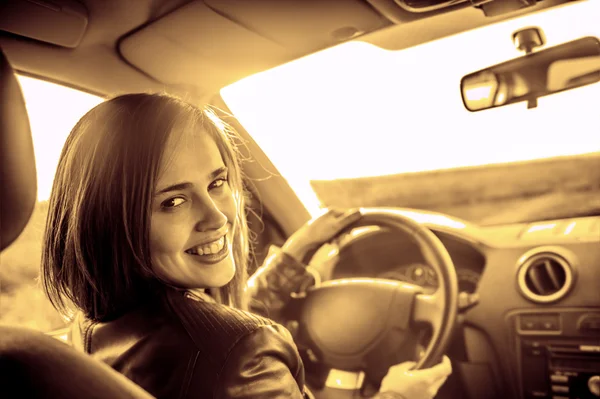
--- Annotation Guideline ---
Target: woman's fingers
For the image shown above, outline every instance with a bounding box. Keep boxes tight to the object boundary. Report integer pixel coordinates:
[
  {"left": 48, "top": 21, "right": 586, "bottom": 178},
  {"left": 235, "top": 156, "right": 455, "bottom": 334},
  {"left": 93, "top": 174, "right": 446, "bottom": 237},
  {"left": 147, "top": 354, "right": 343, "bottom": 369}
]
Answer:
[
  {"left": 386, "top": 360, "right": 417, "bottom": 376},
  {"left": 380, "top": 357, "right": 453, "bottom": 399},
  {"left": 388, "top": 356, "right": 451, "bottom": 379},
  {"left": 423, "top": 356, "right": 452, "bottom": 396},
  {"left": 283, "top": 207, "right": 361, "bottom": 260},
  {"left": 341, "top": 208, "right": 361, "bottom": 223},
  {"left": 327, "top": 207, "right": 361, "bottom": 227},
  {"left": 428, "top": 375, "right": 448, "bottom": 397},
  {"left": 311, "top": 208, "right": 361, "bottom": 237},
  {"left": 430, "top": 355, "right": 452, "bottom": 378},
  {"left": 427, "top": 375, "right": 451, "bottom": 397}
]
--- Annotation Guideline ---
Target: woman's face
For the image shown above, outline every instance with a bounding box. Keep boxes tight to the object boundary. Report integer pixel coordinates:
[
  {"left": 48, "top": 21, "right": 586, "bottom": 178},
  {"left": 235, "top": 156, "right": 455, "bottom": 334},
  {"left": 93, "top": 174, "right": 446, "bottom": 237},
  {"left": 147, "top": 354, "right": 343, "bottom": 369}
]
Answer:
[{"left": 149, "top": 128, "right": 237, "bottom": 289}]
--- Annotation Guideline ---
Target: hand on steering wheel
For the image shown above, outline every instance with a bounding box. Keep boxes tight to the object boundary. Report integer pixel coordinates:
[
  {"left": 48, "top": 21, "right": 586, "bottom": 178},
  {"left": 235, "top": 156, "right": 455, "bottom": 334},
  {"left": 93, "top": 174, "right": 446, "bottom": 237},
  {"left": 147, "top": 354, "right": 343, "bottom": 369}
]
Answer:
[
  {"left": 282, "top": 207, "right": 361, "bottom": 262},
  {"left": 380, "top": 355, "right": 452, "bottom": 399},
  {"left": 247, "top": 208, "right": 360, "bottom": 321}
]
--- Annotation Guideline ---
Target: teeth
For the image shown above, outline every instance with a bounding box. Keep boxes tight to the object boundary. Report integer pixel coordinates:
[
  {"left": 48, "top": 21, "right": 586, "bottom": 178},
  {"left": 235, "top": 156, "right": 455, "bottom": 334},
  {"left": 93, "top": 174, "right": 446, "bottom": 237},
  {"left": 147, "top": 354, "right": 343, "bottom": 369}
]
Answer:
[{"left": 187, "top": 237, "right": 225, "bottom": 255}]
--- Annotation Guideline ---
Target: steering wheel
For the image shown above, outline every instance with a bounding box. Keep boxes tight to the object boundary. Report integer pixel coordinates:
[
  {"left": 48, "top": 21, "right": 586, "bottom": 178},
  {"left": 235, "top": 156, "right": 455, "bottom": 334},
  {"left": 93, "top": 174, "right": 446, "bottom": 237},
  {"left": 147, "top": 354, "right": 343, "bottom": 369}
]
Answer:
[{"left": 288, "top": 208, "right": 459, "bottom": 391}]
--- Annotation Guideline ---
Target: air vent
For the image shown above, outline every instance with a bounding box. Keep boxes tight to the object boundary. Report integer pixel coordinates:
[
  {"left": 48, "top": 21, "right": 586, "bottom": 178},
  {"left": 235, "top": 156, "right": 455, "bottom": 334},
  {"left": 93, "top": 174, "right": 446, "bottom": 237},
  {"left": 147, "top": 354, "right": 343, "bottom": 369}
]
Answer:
[{"left": 517, "top": 248, "right": 576, "bottom": 304}]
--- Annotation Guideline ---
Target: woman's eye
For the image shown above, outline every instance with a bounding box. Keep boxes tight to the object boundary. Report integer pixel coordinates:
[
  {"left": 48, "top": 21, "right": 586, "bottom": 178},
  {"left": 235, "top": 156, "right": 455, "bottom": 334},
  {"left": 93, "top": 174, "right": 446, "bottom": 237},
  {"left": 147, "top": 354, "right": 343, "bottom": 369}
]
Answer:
[
  {"left": 210, "top": 177, "right": 228, "bottom": 190},
  {"left": 161, "top": 197, "right": 186, "bottom": 209}
]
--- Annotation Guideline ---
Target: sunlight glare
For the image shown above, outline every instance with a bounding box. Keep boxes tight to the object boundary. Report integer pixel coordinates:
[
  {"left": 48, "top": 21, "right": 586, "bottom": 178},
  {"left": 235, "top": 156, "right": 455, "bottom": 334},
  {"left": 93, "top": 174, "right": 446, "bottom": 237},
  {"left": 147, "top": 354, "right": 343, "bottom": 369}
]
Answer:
[
  {"left": 222, "top": 0, "right": 600, "bottom": 217},
  {"left": 17, "top": 76, "right": 104, "bottom": 201}
]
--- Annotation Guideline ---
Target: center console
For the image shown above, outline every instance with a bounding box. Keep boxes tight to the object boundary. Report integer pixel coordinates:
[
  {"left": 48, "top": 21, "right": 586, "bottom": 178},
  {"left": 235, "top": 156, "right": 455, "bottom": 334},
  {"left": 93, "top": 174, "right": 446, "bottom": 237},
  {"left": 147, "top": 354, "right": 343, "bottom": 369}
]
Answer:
[{"left": 509, "top": 309, "right": 600, "bottom": 399}]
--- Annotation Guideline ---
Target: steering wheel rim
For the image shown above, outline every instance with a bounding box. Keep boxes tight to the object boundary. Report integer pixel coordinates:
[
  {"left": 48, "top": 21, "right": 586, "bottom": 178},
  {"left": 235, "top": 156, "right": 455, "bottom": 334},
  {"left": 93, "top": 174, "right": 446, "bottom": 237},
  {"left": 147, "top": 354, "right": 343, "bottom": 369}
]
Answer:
[{"left": 291, "top": 207, "right": 458, "bottom": 377}]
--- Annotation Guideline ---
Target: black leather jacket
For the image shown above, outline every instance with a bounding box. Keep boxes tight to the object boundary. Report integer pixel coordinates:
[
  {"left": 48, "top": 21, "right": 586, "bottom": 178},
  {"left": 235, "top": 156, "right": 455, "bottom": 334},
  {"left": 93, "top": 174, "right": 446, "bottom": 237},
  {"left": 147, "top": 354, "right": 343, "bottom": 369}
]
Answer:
[{"left": 69, "top": 247, "right": 313, "bottom": 399}]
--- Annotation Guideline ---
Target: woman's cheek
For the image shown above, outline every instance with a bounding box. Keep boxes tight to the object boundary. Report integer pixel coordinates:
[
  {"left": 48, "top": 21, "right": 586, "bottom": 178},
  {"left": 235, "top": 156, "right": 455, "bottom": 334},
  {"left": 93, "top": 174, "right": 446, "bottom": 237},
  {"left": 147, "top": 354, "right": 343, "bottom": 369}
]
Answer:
[
  {"left": 151, "top": 252, "right": 185, "bottom": 285},
  {"left": 150, "top": 211, "right": 189, "bottom": 249}
]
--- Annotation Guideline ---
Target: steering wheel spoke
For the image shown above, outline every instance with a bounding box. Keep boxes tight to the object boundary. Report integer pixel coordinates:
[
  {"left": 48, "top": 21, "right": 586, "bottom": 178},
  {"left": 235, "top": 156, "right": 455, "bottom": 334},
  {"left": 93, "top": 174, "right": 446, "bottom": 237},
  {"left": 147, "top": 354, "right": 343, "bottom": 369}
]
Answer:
[{"left": 413, "top": 292, "right": 444, "bottom": 330}]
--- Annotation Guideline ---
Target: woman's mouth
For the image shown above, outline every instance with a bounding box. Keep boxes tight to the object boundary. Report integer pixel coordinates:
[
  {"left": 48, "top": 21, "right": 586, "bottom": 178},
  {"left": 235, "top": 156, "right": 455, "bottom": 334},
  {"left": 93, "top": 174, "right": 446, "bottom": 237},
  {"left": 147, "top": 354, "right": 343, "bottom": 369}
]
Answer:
[{"left": 185, "top": 236, "right": 230, "bottom": 264}]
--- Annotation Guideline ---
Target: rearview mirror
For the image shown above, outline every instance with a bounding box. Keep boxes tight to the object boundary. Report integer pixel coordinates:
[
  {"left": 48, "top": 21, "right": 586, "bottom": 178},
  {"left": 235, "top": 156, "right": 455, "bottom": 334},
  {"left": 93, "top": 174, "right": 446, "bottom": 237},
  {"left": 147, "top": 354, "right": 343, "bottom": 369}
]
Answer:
[{"left": 461, "top": 36, "right": 600, "bottom": 112}]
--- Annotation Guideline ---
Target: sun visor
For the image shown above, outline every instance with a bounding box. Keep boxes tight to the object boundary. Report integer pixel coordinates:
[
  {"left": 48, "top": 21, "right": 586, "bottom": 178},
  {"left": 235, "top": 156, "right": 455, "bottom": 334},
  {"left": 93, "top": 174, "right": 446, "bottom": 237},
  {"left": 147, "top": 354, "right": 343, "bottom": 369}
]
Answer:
[
  {"left": 119, "top": 1, "right": 294, "bottom": 92},
  {"left": 0, "top": 0, "right": 88, "bottom": 48},
  {"left": 204, "top": 0, "right": 389, "bottom": 51}
]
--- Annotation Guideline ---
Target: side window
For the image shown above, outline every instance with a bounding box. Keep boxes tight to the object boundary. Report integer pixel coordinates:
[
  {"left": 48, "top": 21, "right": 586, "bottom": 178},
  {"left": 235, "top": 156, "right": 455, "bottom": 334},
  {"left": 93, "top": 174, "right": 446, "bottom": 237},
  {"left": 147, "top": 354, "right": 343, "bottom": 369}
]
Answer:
[
  {"left": 245, "top": 191, "right": 287, "bottom": 275},
  {"left": 0, "top": 76, "right": 103, "bottom": 332}
]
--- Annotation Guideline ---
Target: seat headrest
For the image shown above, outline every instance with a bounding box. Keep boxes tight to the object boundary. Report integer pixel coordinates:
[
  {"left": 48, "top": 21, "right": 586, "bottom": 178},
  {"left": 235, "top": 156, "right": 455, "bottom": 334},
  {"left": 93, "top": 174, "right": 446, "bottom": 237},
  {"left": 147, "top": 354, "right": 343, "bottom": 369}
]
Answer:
[{"left": 0, "top": 47, "right": 37, "bottom": 251}]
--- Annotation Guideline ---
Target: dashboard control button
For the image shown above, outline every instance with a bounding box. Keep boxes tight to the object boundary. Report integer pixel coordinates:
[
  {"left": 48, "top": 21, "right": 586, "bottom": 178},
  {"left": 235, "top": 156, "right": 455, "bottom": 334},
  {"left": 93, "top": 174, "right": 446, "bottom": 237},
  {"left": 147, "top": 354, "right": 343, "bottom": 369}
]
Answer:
[
  {"left": 550, "top": 375, "right": 568, "bottom": 383},
  {"left": 522, "top": 341, "right": 544, "bottom": 356},
  {"left": 529, "top": 347, "right": 544, "bottom": 356},
  {"left": 541, "top": 320, "right": 558, "bottom": 330},
  {"left": 520, "top": 314, "right": 560, "bottom": 332},
  {"left": 528, "top": 390, "right": 548, "bottom": 398},
  {"left": 522, "top": 319, "right": 539, "bottom": 330},
  {"left": 551, "top": 385, "right": 569, "bottom": 393},
  {"left": 409, "top": 265, "right": 428, "bottom": 284},
  {"left": 523, "top": 340, "right": 541, "bottom": 348}
]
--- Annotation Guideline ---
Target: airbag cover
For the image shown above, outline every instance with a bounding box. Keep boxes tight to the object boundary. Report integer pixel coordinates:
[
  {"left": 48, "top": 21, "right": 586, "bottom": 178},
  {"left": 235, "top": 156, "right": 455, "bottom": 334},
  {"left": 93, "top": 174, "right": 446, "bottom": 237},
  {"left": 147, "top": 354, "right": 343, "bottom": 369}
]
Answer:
[{"left": 299, "top": 279, "right": 418, "bottom": 359}]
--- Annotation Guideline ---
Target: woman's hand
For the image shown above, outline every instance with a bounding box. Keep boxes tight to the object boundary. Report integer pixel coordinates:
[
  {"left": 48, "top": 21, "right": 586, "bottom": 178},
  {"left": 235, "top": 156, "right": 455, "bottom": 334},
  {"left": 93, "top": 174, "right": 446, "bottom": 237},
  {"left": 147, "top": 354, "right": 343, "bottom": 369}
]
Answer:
[
  {"left": 247, "top": 208, "right": 360, "bottom": 322},
  {"left": 282, "top": 208, "right": 361, "bottom": 262},
  {"left": 379, "top": 356, "right": 452, "bottom": 399}
]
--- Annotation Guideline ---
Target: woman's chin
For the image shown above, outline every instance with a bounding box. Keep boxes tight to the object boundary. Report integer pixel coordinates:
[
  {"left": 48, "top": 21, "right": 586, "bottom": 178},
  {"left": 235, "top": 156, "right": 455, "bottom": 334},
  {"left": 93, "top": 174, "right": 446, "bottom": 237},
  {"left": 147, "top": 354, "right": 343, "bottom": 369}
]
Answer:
[{"left": 203, "top": 256, "right": 236, "bottom": 288}]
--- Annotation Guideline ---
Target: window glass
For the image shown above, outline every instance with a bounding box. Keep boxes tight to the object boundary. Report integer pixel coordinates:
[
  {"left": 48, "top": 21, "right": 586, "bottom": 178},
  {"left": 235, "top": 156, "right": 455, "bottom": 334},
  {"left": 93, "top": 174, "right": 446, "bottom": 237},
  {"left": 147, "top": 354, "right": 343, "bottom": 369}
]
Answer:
[{"left": 0, "top": 76, "right": 103, "bottom": 331}]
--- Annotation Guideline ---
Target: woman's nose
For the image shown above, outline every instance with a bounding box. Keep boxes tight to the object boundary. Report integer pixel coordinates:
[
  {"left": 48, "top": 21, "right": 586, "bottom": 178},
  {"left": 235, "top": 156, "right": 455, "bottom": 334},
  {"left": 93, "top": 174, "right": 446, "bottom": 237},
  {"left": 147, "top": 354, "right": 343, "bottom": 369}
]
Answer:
[{"left": 193, "top": 198, "right": 228, "bottom": 232}]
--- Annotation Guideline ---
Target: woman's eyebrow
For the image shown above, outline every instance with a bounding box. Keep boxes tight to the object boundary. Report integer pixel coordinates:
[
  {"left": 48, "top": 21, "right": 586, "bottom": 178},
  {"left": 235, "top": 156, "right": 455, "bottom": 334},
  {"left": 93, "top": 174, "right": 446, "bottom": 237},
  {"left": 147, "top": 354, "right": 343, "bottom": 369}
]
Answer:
[
  {"left": 156, "top": 182, "right": 193, "bottom": 195},
  {"left": 210, "top": 166, "right": 228, "bottom": 180},
  {"left": 155, "top": 167, "right": 227, "bottom": 196}
]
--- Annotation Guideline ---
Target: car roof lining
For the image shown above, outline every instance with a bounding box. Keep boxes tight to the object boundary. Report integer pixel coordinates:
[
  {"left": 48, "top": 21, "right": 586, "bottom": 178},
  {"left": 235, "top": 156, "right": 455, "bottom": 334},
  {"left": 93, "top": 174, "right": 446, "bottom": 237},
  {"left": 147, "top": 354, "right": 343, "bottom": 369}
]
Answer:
[{"left": 0, "top": 0, "right": 575, "bottom": 101}]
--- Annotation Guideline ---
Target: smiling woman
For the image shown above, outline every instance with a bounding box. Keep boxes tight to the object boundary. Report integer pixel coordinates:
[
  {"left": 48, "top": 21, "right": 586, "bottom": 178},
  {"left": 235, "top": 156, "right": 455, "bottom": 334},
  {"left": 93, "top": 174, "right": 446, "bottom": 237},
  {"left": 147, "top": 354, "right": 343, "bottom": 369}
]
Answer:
[{"left": 0, "top": 76, "right": 103, "bottom": 331}]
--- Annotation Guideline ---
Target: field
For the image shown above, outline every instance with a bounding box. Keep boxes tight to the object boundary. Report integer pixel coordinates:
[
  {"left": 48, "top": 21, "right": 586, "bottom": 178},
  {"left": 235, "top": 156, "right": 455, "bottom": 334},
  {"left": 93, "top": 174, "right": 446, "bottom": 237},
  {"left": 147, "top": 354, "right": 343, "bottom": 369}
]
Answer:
[
  {"left": 0, "top": 201, "right": 66, "bottom": 331},
  {"left": 312, "top": 153, "right": 600, "bottom": 225}
]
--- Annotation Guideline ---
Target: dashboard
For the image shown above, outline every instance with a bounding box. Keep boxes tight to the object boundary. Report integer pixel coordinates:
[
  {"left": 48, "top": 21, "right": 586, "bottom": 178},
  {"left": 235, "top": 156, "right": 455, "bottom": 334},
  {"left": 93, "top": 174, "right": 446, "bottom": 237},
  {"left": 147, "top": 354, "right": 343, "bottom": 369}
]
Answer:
[
  {"left": 377, "top": 263, "right": 481, "bottom": 293},
  {"left": 324, "top": 214, "right": 600, "bottom": 399},
  {"left": 330, "top": 228, "right": 486, "bottom": 294}
]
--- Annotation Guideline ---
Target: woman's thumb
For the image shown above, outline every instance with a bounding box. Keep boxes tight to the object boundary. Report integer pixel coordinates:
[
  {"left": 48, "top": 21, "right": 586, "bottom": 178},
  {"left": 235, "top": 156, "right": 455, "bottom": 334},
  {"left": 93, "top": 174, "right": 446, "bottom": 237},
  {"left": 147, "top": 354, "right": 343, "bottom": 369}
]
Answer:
[{"left": 389, "top": 361, "right": 417, "bottom": 374}]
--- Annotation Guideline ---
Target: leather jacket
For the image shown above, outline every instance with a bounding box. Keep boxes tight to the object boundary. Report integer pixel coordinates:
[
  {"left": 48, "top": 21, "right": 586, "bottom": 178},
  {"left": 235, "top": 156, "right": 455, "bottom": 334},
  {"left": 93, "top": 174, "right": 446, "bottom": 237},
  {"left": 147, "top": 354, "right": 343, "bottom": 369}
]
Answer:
[{"left": 69, "top": 246, "right": 314, "bottom": 399}]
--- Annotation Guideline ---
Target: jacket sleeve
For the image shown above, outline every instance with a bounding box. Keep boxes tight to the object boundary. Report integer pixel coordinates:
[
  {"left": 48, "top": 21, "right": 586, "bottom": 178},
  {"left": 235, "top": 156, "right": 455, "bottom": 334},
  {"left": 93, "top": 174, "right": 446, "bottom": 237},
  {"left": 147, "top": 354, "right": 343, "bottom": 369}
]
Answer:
[
  {"left": 247, "top": 246, "right": 315, "bottom": 322},
  {"left": 213, "top": 324, "right": 306, "bottom": 399}
]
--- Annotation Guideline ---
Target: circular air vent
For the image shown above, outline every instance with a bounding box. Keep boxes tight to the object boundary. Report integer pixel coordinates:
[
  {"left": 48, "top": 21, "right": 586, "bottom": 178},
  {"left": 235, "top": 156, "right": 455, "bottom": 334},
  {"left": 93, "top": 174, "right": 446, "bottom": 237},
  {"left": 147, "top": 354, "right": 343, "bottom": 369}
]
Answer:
[{"left": 517, "top": 248, "right": 576, "bottom": 304}]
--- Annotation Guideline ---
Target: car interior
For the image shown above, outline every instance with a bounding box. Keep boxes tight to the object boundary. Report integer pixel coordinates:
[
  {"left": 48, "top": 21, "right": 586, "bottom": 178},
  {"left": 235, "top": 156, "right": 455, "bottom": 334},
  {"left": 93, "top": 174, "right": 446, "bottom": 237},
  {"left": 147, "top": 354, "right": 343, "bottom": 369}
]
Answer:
[{"left": 1, "top": 1, "right": 599, "bottom": 399}]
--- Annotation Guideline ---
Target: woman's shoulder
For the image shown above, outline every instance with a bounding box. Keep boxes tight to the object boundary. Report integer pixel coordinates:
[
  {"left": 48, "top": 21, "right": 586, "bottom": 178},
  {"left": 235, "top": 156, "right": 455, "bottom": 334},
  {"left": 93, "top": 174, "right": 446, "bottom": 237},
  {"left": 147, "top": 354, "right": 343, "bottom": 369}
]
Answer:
[
  {"left": 76, "top": 290, "right": 305, "bottom": 398},
  {"left": 164, "top": 289, "right": 278, "bottom": 354},
  {"left": 164, "top": 290, "right": 306, "bottom": 398}
]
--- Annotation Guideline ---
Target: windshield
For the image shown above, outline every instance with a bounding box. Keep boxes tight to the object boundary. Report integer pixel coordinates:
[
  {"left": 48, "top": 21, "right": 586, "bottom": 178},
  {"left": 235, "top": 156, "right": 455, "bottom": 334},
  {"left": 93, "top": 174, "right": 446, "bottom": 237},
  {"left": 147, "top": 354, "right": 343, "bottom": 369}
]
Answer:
[{"left": 221, "top": 0, "right": 600, "bottom": 226}]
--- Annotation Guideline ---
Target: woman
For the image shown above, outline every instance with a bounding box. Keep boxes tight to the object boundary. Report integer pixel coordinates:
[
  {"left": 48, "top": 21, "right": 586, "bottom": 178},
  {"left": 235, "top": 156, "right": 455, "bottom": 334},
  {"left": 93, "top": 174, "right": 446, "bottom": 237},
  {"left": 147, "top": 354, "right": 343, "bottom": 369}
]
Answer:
[{"left": 41, "top": 93, "right": 451, "bottom": 398}]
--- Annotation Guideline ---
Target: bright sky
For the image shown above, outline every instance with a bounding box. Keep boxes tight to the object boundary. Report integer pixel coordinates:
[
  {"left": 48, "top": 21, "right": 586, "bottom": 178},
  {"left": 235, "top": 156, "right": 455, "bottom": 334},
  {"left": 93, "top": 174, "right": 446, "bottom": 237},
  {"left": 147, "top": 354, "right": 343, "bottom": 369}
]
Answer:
[
  {"left": 17, "top": 76, "right": 104, "bottom": 201},
  {"left": 221, "top": 0, "right": 600, "bottom": 216}
]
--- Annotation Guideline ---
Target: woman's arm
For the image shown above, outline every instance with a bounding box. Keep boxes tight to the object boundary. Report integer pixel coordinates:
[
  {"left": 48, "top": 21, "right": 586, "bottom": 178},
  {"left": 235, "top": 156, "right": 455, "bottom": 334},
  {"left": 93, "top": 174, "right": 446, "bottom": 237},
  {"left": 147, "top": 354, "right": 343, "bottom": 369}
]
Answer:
[
  {"left": 247, "top": 209, "right": 361, "bottom": 322},
  {"left": 213, "top": 324, "right": 307, "bottom": 399},
  {"left": 246, "top": 245, "right": 314, "bottom": 322}
]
